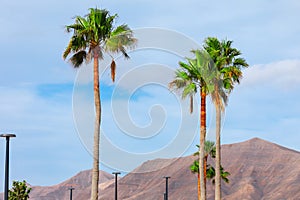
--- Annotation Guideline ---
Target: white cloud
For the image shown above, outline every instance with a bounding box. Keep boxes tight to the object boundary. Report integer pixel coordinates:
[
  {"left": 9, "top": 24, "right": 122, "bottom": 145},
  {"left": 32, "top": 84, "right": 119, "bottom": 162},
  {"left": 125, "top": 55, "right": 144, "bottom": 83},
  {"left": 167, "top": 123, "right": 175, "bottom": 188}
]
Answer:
[{"left": 241, "top": 60, "right": 300, "bottom": 91}]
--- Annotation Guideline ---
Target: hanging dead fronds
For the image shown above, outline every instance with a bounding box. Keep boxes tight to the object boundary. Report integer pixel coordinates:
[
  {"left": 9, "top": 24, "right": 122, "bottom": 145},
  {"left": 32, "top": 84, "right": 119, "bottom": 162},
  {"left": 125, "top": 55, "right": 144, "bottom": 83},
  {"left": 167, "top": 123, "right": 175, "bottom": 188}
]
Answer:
[
  {"left": 190, "top": 95, "right": 194, "bottom": 113},
  {"left": 111, "top": 60, "right": 116, "bottom": 82}
]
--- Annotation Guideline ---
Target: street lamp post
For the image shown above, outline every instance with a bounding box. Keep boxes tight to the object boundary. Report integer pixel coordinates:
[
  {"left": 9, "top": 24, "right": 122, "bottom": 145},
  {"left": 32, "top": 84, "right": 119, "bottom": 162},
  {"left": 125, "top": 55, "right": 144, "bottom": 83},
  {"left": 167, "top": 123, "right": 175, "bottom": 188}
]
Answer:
[
  {"left": 163, "top": 176, "right": 170, "bottom": 200},
  {"left": 0, "top": 134, "right": 16, "bottom": 200},
  {"left": 68, "top": 186, "right": 75, "bottom": 200},
  {"left": 112, "top": 172, "right": 121, "bottom": 200}
]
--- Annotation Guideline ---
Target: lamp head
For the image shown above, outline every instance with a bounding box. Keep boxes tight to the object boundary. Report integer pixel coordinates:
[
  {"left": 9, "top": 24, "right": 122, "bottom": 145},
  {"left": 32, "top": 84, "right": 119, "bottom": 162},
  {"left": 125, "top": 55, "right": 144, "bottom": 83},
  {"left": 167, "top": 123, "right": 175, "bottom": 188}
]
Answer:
[{"left": 0, "top": 134, "right": 16, "bottom": 138}]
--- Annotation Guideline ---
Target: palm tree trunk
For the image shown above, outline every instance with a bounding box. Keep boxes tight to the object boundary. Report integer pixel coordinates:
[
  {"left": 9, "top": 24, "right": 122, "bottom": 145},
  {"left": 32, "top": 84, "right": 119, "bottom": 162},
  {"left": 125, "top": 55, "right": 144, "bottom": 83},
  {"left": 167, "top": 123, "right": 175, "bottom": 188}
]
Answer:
[
  {"left": 91, "top": 54, "right": 101, "bottom": 200},
  {"left": 215, "top": 105, "right": 221, "bottom": 200},
  {"left": 199, "top": 90, "right": 206, "bottom": 200},
  {"left": 204, "top": 156, "right": 207, "bottom": 192},
  {"left": 198, "top": 173, "right": 200, "bottom": 200}
]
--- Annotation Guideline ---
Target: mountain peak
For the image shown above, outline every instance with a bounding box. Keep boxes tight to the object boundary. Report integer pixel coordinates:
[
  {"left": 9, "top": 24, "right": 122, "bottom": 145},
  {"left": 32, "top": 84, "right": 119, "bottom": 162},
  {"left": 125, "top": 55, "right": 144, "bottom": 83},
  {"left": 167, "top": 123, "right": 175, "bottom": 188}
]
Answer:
[{"left": 235, "top": 137, "right": 300, "bottom": 154}]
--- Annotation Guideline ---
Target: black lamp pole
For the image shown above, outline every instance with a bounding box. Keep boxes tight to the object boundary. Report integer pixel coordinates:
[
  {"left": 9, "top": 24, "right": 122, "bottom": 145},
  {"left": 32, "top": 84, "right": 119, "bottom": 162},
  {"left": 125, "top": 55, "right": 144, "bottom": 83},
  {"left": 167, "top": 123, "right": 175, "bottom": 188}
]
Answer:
[
  {"left": 0, "top": 134, "right": 16, "bottom": 200},
  {"left": 68, "top": 187, "right": 75, "bottom": 200},
  {"left": 163, "top": 176, "right": 170, "bottom": 200},
  {"left": 112, "top": 172, "right": 121, "bottom": 200}
]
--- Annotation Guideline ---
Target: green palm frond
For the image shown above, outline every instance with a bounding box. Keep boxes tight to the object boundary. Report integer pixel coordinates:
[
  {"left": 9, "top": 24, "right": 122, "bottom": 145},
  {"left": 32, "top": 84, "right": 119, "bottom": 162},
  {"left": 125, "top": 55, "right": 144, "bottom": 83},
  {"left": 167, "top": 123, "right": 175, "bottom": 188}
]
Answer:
[
  {"left": 220, "top": 166, "right": 230, "bottom": 183},
  {"left": 203, "top": 37, "right": 248, "bottom": 111},
  {"left": 169, "top": 70, "right": 190, "bottom": 90},
  {"left": 111, "top": 24, "right": 130, "bottom": 35},
  {"left": 63, "top": 8, "right": 137, "bottom": 70},
  {"left": 182, "top": 82, "right": 196, "bottom": 99},
  {"left": 193, "top": 144, "right": 200, "bottom": 156},
  {"left": 233, "top": 57, "right": 249, "bottom": 68},
  {"left": 105, "top": 25, "right": 137, "bottom": 57},
  {"left": 63, "top": 33, "right": 88, "bottom": 60},
  {"left": 169, "top": 69, "right": 193, "bottom": 90},
  {"left": 86, "top": 8, "right": 115, "bottom": 42},
  {"left": 190, "top": 161, "right": 230, "bottom": 183},
  {"left": 205, "top": 141, "right": 216, "bottom": 158},
  {"left": 205, "top": 165, "right": 230, "bottom": 184},
  {"left": 76, "top": 17, "right": 89, "bottom": 29},
  {"left": 170, "top": 49, "right": 221, "bottom": 115},
  {"left": 190, "top": 160, "right": 199, "bottom": 174},
  {"left": 178, "top": 61, "right": 197, "bottom": 79},
  {"left": 193, "top": 141, "right": 216, "bottom": 157},
  {"left": 206, "top": 165, "right": 216, "bottom": 180},
  {"left": 221, "top": 66, "right": 243, "bottom": 84},
  {"left": 175, "top": 69, "right": 190, "bottom": 81},
  {"left": 110, "top": 24, "right": 136, "bottom": 47},
  {"left": 63, "top": 41, "right": 73, "bottom": 60},
  {"left": 66, "top": 23, "right": 83, "bottom": 33},
  {"left": 203, "top": 37, "right": 221, "bottom": 60}
]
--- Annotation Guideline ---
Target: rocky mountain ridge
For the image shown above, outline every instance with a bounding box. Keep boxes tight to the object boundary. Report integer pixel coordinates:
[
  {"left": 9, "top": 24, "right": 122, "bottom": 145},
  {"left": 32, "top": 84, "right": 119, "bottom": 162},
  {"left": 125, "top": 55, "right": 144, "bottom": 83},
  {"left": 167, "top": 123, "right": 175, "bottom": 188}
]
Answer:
[{"left": 1, "top": 138, "right": 299, "bottom": 199}]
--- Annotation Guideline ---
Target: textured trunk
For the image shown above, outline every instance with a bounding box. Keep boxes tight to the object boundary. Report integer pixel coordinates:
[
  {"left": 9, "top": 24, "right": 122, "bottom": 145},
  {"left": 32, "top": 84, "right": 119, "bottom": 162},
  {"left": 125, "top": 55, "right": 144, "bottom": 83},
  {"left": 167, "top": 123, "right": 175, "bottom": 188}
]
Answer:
[
  {"left": 199, "top": 89, "right": 207, "bottom": 200},
  {"left": 204, "top": 155, "right": 207, "bottom": 192},
  {"left": 197, "top": 173, "right": 200, "bottom": 200},
  {"left": 91, "top": 54, "right": 101, "bottom": 200},
  {"left": 215, "top": 104, "right": 221, "bottom": 200}
]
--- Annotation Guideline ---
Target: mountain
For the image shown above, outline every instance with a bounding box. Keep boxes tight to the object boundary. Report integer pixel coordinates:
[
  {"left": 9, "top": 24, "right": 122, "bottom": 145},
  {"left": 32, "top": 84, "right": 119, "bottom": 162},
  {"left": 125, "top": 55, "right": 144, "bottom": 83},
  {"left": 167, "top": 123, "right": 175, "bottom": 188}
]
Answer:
[
  {"left": 219, "top": 138, "right": 300, "bottom": 200},
  {"left": 0, "top": 170, "right": 114, "bottom": 200},
  {"left": 28, "top": 170, "right": 114, "bottom": 200},
  {"left": 99, "top": 138, "right": 300, "bottom": 199},
  {"left": 2, "top": 138, "right": 300, "bottom": 199}
]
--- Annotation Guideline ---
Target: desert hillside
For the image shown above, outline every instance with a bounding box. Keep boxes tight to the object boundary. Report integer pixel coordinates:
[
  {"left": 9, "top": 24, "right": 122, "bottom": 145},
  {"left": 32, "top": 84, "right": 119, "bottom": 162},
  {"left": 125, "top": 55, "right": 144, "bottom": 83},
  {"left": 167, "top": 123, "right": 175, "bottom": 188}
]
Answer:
[{"left": 1, "top": 138, "right": 299, "bottom": 200}]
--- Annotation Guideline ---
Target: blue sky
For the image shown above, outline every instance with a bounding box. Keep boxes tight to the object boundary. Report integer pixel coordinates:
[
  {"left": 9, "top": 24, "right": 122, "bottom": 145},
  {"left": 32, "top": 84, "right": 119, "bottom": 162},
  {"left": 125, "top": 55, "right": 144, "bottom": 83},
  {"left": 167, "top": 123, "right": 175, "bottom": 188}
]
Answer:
[{"left": 0, "top": 0, "right": 300, "bottom": 191}]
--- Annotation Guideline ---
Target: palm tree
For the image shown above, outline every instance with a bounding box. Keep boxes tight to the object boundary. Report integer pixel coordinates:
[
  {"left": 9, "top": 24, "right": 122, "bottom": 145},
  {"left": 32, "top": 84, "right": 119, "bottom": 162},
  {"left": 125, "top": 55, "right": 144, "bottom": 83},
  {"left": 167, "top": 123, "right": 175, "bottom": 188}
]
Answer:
[
  {"left": 191, "top": 162, "right": 230, "bottom": 186},
  {"left": 63, "top": 8, "right": 136, "bottom": 200},
  {"left": 210, "top": 75, "right": 228, "bottom": 200},
  {"left": 190, "top": 160, "right": 201, "bottom": 199},
  {"left": 190, "top": 141, "right": 216, "bottom": 200},
  {"left": 190, "top": 141, "right": 230, "bottom": 199},
  {"left": 206, "top": 165, "right": 230, "bottom": 185},
  {"left": 203, "top": 37, "right": 248, "bottom": 200},
  {"left": 170, "top": 50, "right": 214, "bottom": 200}
]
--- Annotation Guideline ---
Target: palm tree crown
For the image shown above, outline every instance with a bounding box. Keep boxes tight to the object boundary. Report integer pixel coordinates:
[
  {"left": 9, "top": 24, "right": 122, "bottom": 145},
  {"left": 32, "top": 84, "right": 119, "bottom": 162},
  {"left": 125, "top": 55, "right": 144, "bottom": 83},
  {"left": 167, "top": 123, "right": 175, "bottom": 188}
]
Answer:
[
  {"left": 203, "top": 37, "right": 248, "bottom": 91},
  {"left": 63, "top": 8, "right": 136, "bottom": 79},
  {"left": 190, "top": 141, "right": 230, "bottom": 196},
  {"left": 169, "top": 50, "right": 214, "bottom": 112}
]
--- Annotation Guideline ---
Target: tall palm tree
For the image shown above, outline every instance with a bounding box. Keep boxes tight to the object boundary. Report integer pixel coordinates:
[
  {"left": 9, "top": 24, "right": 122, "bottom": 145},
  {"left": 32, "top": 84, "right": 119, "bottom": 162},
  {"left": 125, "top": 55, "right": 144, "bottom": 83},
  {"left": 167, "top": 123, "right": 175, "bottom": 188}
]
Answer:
[
  {"left": 190, "top": 141, "right": 230, "bottom": 200},
  {"left": 170, "top": 50, "right": 213, "bottom": 200},
  {"left": 63, "top": 8, "right": 136, "bottom": 200},
  {"left": 190, "top": 162, "right": 230, "bottom": 188},
  {"left": 190, "top": 141, "right": 216, "bottom": 200},
  {"left": 203, "top": 37, "right": 248, "bottom": 200},
  {"left": 210, "top": 66, "right": 228, "bottom": 200},
  {"left": 190, "top": 160, "right": 201, "bottom": 199}
]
